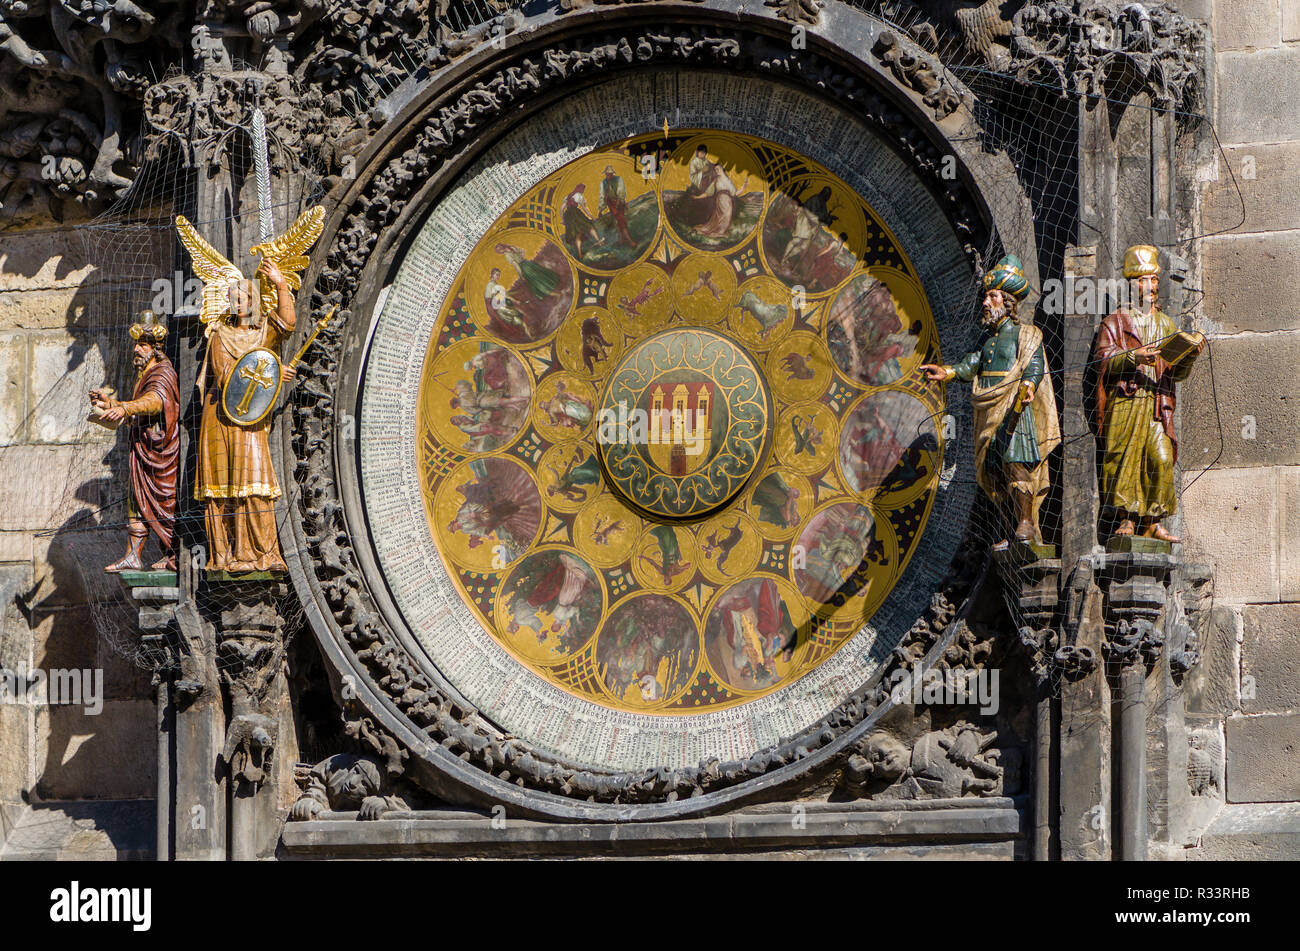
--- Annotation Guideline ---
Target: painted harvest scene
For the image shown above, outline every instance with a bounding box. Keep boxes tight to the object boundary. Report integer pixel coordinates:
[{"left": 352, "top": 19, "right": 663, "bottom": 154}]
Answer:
[{"left": 416, "top": 129, "right": 947, "bottom": 715}]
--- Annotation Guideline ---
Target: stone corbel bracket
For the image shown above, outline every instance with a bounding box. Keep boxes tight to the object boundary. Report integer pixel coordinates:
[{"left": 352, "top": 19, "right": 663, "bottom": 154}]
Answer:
[
  {"left": 214, "top": 581, "right": 290, "bottom": 789},
  {"left": 1096, "top": 549, "right": 1176, "bottom": 670},
  {"left": 999, "top": 553, "right": 1098, "bottom": 690}
]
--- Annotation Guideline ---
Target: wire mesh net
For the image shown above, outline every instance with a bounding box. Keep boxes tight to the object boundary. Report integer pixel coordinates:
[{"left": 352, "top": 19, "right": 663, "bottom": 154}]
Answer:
[
  {"left": 31, "top": 69, "right": 327, "bottom": 671},
  {"left": 7, "top": 2, "right": 1236, "bottom": 706}
]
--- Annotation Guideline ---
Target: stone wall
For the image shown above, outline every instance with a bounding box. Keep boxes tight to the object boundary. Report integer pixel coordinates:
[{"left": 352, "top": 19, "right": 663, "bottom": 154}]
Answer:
[
  {"left": 1177, "top": 0, "right": 1300, "bottom": 849},
  {"left": 0, "top": 0, "right": 1296, "bottom": 860},
  {"left": 0, "top": 223, "right": 158, "bottom": 852}
]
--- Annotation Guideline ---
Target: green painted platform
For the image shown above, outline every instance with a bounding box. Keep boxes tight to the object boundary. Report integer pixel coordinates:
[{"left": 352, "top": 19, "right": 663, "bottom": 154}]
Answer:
[
  {"left": 992, "top": 539, "right": 1057, "bottom": 564},
  {"left": 1106, "top": 535, "right": 1173, "bottom": 554},
  {"left": 204, "top": 570, "right": 286, "bottom": 583},
  {"left": 116, "top": 569, "right": 178, "bottom": 588}
]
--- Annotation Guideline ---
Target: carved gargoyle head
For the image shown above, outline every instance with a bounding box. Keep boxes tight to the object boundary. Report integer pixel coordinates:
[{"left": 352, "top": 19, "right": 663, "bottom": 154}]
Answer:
[{"left": 222, "top": 712, "right": 278, "bottom": 786}]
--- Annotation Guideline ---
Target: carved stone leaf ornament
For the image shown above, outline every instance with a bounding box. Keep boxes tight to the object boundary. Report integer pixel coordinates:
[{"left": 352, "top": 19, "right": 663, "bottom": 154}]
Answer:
[
  {"left": 765, "top": 0, "right": 826, "bottom": 26},
  {"left": 1009, "top": 0, "right": 1205, "bottom": 110}
]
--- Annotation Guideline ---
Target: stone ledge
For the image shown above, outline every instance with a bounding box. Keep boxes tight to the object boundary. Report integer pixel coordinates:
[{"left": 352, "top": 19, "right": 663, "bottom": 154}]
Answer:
[
  {"left": 0, "top": 799, "right": 154, "bottom": 861},
  {"left": 1187, "top": 802, "right": 1300, "bottom": 860},
  {"left": 280, "top": 799, "right": 1022, "bottom": 860}
]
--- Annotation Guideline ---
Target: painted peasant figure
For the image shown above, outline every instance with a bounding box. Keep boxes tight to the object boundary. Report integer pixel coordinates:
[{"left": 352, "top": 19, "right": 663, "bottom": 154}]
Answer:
[
  {"left": 1093, "top": 245, "right": 1204, "bottom": 543},
  {"left": 921, "top": 254, "right": 1061, "bottom": 546}
]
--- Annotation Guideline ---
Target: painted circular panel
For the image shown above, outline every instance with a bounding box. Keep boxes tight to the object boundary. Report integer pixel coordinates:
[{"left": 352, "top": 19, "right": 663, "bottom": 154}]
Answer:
[
  {"left": 411, "top": 125, "right": 945, "bottom": 717},
  {"left": 597, "top": 328, "right": 771, "bottom": 521},
  {"left": 361, "top": 74, "right": 975, "bottom": 771},
  {"left": 838, "top": 389, "right": 942, "bottom": 502}
]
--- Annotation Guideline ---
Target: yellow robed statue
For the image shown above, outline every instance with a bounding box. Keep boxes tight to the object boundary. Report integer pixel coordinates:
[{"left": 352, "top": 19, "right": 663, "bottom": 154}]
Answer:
[
  {"left": 1092, "top": 245, "right": 1205, "bottom": 544},
  {"left": 176, "top": 205, "right": 325, "bottom": 573}
]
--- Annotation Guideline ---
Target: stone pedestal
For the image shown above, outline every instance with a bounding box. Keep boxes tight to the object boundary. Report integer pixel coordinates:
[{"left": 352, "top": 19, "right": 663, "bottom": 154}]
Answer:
[
  {"left": 121, "top": 560, "right": 226, "bottom": 861},
  {"left": 1098, "top": 547, "right": 1177, "bottom": 860},
  {"left": 213, "top": 580, "right": 297, "bottom": 861}
]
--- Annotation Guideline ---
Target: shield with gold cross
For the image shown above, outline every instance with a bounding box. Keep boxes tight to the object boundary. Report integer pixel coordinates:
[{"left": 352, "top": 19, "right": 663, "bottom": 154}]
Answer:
[{"left": 221, "top": 347, "right": 284, "bottom": 426}]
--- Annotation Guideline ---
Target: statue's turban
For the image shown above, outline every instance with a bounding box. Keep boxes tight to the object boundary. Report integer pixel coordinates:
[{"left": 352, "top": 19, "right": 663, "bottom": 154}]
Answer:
[
  {"left": 983, "top": 254, "right": 1029, "bottom": 300},
  {"left": 129, "top": 310, "right": 167, "bottom": 343},
  {"left": 1122, "top": 244, "right": 1161, "bottom": 279}
]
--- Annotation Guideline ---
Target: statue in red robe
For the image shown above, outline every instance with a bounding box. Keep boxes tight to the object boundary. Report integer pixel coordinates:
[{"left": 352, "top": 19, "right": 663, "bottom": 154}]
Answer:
[{"left": 91, "top": 311, "right": 180, "bottom": 572}]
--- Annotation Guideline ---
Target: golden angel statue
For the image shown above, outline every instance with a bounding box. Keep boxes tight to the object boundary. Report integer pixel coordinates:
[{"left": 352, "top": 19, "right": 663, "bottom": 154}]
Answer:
[{"left": 176, "top": 205, "right": 325, "bottom": 573}]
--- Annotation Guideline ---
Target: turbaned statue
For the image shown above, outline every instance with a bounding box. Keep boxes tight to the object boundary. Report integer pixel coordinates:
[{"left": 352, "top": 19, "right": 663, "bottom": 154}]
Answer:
[
  {"left": 921, "top": 254, "right": 1061, "bottom": 547},
  {"left": 1093, "top": 244, "right": 1204, "bottom": 544},
  {"left": 91, "top": 311, "right": 180, "bottom": 573}
]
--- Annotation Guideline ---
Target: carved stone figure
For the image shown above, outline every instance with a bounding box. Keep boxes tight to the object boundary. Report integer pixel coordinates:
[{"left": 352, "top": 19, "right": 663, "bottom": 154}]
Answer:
[
  {"left": 921, "top": 254, "right": 1061, "bottom": 546},
  {"left": 0, "top": 0, "right": 167, "bottom": 219},
  {"left": 1093, "top": 244, "right": 1204, "bottom": 544},
  {"left": 90, "top": 310, "right": 180, "bottom": 573},
  {"left": 1187, "top": 727, "right": 1223, "bottom": 798},
  {"left": 222, "top": 711, "right": 277, "bottom": 786},
  {"left": 289, "top": 753, "right": 407, "bottom": 821},
  {"left": 849, "top": 722, "right": 1004, "bottom": 799},
  {"left": 903, "top": 0, "right": 1023, "bottom": 69},
  {"left": 1009, "top": 1, "right": 1205, "bottom": 110},
  {"left": 176, "top": 205, "right": 324, "bottom": 572}
]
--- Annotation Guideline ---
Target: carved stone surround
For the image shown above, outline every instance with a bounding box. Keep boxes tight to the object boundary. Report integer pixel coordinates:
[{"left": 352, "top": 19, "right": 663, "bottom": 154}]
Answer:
[
  {"left": 28, "top": 0, "right": 1201, "bottom": 828},
  {"left": 0, "top": 1, "right": 1205, "bottom": 224},
  {"left": 277, "top": 3, "right": 1039, "bottom": 820}
]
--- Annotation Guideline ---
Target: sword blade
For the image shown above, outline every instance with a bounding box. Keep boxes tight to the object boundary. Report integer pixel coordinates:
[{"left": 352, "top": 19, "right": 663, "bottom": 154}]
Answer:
[{"left": 251, "top": 107, "right": 273, "bottom": 243}]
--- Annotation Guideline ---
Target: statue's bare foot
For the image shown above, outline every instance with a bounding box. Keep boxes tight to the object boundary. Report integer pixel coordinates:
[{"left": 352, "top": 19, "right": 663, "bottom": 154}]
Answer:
[
  {"left": 1114, "top": 519, "right": 1136, "bottom": 536},
  {"left": 1148, "top": 523, "right": 1180, "bottom": 543},
  {"left": 150, "top": 555, "right": 177, "bottom": 571}
]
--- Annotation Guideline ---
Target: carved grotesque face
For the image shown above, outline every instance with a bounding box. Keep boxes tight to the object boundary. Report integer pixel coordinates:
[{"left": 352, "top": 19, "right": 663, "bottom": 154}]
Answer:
[
  {"left": 866, "top": 734, "right": 909, "bottom": 781},
  {"left": 328, "top": 760, "right": 381, "bottom": 807}
]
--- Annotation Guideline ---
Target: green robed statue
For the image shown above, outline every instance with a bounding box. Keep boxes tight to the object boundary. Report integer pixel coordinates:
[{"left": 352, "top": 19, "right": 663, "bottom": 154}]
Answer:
[
  {"left": 921, "top": 254, "right": 1061, "bottom": 547},
  {"left": 1092, "top": 245, "right": 1205, "bottom": 544}
]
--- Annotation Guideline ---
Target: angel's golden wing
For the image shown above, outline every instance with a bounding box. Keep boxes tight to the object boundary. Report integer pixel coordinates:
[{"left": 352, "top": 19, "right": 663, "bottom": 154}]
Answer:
[
  {"left": 250, "top": 205, "right": 326, "bottom": 322},
  {"left": 175, "top": 215, "right": 245, "bottom": 336}
]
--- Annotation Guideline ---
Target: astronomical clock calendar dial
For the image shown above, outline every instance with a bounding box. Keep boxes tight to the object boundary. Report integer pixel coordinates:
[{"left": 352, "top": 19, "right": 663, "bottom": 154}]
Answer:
[{"left": 361, "top": 78, "right": 976, "bottom": 772}]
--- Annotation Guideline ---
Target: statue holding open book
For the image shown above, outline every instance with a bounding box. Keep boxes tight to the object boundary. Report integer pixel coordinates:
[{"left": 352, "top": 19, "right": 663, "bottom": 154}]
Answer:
[{"left": 1093, "top": 244, "right": 1205, "bottom": 544}]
